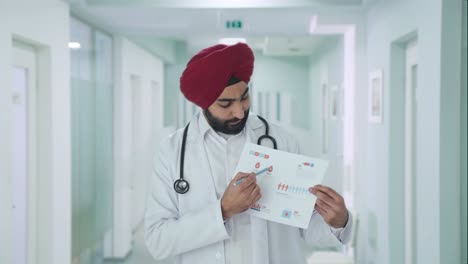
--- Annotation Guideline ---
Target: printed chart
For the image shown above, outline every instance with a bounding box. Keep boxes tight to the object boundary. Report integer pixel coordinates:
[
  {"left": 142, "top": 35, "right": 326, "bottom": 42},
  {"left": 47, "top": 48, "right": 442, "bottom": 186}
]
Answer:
[{"left": 233, "top": 143, "right": 328, "bottom": 228}]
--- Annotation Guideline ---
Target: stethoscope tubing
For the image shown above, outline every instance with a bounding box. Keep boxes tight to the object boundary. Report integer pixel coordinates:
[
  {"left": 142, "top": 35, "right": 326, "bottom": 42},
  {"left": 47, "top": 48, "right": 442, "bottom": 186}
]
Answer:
[{"left": 174, "top": 115, "right": 276, "bottom": 194}]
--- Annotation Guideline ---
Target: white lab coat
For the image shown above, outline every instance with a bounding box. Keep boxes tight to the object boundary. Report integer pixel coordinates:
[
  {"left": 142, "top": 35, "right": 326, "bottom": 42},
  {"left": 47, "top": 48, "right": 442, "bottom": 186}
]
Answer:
[{"left": 145, "top": 112, "right": 352, "bottom": 264}]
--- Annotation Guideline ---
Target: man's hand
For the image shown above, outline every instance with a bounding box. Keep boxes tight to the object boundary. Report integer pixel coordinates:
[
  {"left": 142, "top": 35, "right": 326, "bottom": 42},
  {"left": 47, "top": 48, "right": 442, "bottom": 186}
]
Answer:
[
  {"left": 309, "top": 185, "right": 348, "bottom": 228},
  {"left": 221, "top": 172, "right": 261, "bottom": 220}
]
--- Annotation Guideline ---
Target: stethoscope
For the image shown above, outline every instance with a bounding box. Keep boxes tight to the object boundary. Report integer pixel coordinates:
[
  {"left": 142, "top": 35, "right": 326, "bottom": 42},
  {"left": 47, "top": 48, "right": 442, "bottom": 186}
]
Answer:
[{"left": 174, "top": 115, "right": 277, "bottom": 194}]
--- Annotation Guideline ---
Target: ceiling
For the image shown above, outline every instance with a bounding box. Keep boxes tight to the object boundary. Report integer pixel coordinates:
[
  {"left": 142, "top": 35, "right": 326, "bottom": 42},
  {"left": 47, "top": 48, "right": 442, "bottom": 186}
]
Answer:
[{"left": 68, "top": 0, "right": 369, "bottom": 59}]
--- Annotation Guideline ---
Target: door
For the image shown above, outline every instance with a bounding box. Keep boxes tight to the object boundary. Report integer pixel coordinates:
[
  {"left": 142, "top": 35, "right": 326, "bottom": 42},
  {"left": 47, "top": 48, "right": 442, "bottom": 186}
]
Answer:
[
  {"left": 11, "top": 42, "right": 37, "bottom": 264},
  {"left": 404, "top": 39, "right": 418, "bottom": 264},
  {"left": 328, "top": 84, "right": 344, "bottom": 194}
]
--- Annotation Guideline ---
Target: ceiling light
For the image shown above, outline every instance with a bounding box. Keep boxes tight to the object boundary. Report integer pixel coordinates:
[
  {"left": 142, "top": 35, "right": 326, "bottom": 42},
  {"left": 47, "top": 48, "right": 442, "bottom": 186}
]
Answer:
[
  {"left": 68, "top": 42, "right": 81, "bottom": 49},
  {"left": 309, "top": 16, "right": 318, "bottom": 33},
  {"left": 219, "top": 38, "right": 247, "bottom": 45}
]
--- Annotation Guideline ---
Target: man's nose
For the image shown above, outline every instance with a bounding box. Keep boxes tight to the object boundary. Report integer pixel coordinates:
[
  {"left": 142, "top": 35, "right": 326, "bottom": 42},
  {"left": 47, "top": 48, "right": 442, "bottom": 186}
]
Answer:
[{"left": 232, "top": 102, "right": 245, "bottom": 119}]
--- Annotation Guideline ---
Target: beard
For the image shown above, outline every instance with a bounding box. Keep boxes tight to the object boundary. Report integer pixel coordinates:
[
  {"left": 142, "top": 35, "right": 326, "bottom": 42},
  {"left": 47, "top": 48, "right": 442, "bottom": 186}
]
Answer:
[{"left": 203, "top": 108, "right": 250, "bottom": 135}]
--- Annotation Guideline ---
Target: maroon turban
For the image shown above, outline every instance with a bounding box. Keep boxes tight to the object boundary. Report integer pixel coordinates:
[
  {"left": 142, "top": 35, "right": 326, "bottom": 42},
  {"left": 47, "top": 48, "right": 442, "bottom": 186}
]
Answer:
[{"left": 180, "top": 42, "right": 254, "bottom": 109}]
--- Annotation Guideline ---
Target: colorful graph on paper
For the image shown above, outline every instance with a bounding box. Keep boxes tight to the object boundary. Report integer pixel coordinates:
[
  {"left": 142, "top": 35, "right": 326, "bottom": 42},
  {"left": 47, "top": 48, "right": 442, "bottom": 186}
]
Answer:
[{"left": 233, "top": 143, "right": 329, "bottom": 229}]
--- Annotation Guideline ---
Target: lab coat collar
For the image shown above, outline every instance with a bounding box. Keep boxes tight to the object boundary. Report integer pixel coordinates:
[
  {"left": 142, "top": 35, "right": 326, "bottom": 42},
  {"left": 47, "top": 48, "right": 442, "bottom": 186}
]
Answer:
[
  {"left": 194, "top": 110, "right": 265, "bottom": 141},
  {"left": 197, "top": 110, "right": 212, "bottom": 139},
  {"left": 246, "top": 112, "right": 265, "bottom": 131}
]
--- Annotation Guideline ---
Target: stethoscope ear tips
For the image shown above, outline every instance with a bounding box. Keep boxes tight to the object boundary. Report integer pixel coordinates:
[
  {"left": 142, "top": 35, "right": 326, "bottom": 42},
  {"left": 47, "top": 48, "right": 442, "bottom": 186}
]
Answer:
[{"left": 174, "top": 179, "right": 190, "bottom": 194}]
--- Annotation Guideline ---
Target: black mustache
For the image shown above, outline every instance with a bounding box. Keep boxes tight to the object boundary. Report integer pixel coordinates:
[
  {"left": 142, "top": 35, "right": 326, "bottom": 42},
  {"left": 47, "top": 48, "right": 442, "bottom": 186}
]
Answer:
[{"left": 227, "top": 118, "right": 241, "bottom": 123}]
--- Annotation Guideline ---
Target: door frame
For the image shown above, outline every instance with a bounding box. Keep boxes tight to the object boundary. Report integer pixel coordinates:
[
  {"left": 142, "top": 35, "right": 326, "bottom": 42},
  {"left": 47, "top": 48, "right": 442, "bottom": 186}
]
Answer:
[
  {"left": 388, "top": 32, "right": 418, "bottom": 264},
  {"left": 12, "top": 40, "right": 38, "bottom": 264},
  {"left": 404, "top": 39, "right": 417, "bottom": 264}
]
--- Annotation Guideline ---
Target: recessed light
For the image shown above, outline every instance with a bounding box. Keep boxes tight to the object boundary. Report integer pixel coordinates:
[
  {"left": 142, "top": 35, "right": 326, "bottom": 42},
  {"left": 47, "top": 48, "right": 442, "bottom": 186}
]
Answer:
[
  {"left": 219, "top": 38, "right": 247, "bottom": 45},
  {"left": 68, "top": 42, "right": 81, "bottom": 49}
]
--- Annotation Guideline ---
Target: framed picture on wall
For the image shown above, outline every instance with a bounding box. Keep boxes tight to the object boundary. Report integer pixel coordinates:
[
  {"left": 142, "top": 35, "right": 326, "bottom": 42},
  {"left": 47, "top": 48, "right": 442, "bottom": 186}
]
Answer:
[{"left": 368, "top": 69, "right": 383, "bottom": 123}]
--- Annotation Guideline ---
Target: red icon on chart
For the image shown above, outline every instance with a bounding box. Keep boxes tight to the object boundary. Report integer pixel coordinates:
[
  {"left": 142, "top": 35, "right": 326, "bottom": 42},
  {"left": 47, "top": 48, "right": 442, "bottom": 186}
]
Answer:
[
  {"left": 255, "top": 162, "right": 260, "bottom": 169},
  {"left": 268, "top": 166, "right": 273, "bottom": 172},
  {"left": 277, "top": 183, "right": 289, "bottom": 191}
]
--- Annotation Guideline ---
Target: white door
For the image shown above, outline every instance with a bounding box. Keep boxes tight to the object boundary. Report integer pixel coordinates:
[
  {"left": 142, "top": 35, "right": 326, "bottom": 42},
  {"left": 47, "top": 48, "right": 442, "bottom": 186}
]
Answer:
[
  {"left": 404, "top": 39, "right": 418, "bottom": 264},
  {"left": 328, "top": 84, "right": 344, "bottom": 193},
  {"left": 11, "top": 42, "right": 37, "bottom": 264}
]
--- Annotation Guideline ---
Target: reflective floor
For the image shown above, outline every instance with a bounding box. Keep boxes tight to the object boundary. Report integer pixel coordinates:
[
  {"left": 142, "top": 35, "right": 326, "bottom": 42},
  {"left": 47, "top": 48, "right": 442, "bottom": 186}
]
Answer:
[
  {"left": 74, "top": 222, "right": 353, "bottom": 264},
  {"left": 74, "top": 224, "right": 173, "bottom": 264}
]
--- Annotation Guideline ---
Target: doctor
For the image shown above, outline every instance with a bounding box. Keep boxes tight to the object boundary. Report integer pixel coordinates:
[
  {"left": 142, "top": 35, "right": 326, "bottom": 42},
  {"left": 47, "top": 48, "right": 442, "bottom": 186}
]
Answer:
[{"left": 145, "top": 43, "right": 352, "bottom": 264}]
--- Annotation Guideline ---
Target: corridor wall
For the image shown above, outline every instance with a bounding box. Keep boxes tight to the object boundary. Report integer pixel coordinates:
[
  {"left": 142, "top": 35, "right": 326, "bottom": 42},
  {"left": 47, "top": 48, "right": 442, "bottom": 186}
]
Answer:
[
  {"left": 70, "top": 16, "right": 114, "bottom": 262},
  {"left": 253, "top": 53, "right": 310, "bottom": 130},
  {"left": 0, "top": 1, "right": 71, "bottom": 264},
  {"left": 112, "top": 36, "right": 164, "bottom": 258},
  {"left": 365, "top": 0, "right": 463, "bottom": 263},
  {"left": 306, "top": 37, "right": 346, "bottom": 200},
  {"left": 461, "top": 1, "right": 467, "bottom": 262}
]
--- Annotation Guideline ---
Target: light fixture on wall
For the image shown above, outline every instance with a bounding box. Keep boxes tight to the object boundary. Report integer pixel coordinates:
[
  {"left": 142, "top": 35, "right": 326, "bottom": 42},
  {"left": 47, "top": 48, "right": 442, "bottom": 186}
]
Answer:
[
  {"left": 68, "top": 42, "right": 81, "bottom": 49},
  {"left": 219, "top": 38, "right": 247, "bottom": 45},
  {"left": 309, "top": 16, "right": 318, "bottom": 33}
]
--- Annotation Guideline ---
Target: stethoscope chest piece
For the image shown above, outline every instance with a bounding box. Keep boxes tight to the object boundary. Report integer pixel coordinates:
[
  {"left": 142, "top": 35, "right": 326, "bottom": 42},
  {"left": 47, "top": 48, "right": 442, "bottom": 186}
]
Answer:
[
  {"left": 174, "top": 122, "right": 191, "bottom": 194},
  {"left": 174, "top": 179, "right": 189, "bottom": 194}
]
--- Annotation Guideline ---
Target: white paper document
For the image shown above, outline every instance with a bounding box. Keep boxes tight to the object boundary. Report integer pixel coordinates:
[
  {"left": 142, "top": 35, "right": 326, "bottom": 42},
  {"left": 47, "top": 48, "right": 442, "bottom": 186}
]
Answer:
[{"left": 233, "top": 143, "right": 328, "bottom": 228}]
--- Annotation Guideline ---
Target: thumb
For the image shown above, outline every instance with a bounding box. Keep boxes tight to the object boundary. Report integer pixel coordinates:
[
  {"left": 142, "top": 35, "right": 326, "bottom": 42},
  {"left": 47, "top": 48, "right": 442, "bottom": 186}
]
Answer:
[{"left": 233, "top": 171, "right": 250, "bottom": 181}]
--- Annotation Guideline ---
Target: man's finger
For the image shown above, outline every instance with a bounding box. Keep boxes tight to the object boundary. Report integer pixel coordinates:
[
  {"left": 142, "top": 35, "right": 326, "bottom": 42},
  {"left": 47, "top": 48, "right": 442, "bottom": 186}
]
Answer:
[
  {"left": 310, "top": 187, "right": 338, "bottom": 207},
  {"left": 316, "top": 198, "right": 334, "bottom": 213},
  {"left": 251, "top": 193, "right": 262, "bottom": 205},
  {"left": 315, "top": 191, "right": 340, "bottom": 211},
  {"left": 233, "top": 172, "right": 250, "bottom": 181},
  {"left": 314, "top": 203, "right": 330, "bottom": 218},
  {"left": 239, "top": 174, "right": 256, "bottom": 190},
  {"left": 312, "top": 185, "right": 342, "bottom": 202},
  {"left": 232, "top": 172, "right": 254, "bottom": 186},
  {"left": 249, "top": 184, "right": 260, "bottom": 197}
]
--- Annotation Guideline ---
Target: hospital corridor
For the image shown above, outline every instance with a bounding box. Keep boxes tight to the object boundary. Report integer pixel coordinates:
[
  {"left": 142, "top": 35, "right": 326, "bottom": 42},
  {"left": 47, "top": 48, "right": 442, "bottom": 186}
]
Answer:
[{"left": 0, "top": 0, "right": 466, "bottom": 264}]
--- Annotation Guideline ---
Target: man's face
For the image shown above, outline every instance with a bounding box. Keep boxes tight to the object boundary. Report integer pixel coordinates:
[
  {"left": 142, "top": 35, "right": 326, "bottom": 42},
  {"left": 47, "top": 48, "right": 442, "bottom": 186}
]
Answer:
[{"left": 204, "top": 81, "right": 250, "bottom": 135}]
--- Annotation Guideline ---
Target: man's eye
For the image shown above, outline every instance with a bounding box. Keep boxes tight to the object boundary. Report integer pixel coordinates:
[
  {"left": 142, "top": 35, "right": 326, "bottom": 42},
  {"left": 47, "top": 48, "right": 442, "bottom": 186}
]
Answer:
[
  {"left": 219, "top": 103, "right": 231, "bottom": 108},
  {"left": 241, "top": 95, "right": 249, "bottom": 101}
]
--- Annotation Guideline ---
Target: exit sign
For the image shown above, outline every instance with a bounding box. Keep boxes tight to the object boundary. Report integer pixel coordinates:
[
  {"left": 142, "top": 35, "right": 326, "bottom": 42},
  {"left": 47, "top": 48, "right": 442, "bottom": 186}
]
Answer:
[{"left": 226, "top": 20, "right": 243, "bottom": 29}]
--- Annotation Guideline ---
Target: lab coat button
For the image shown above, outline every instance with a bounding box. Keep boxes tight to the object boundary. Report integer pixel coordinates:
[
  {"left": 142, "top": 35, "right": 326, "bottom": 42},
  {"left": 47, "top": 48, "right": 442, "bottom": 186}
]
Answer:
[{"left": 215, "top": 252, "right": 222, "bottom": 259}]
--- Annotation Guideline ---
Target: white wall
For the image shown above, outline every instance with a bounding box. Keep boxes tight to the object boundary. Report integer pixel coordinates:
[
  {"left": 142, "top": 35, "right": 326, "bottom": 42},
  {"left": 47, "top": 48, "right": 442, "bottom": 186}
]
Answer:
[
  {"left": 253, "top": 54, "right": 310, "bottom": 129},
  {"left": 365, "top": 0, "right": 463, "bottom": 263},
  {"left": 164, "top": 42, "right": 191, "bottom": 127},
  {"left": 439, "top": 1, "right": 464, "bottom": 263},
  {"left": 308, "top": 38, "right": 345, "bottom": 194},
  {"left": 0, "top": 1, "right": 71, "bottom": 264},
  {"left": 111, "top": 36, "right": 165, "bottom": 258},
  {"left": 308, "top": 39, "right": 344, "bottom": 152},
  {"left": 461, "top": 2, "right": 467, "bottom": 263}
]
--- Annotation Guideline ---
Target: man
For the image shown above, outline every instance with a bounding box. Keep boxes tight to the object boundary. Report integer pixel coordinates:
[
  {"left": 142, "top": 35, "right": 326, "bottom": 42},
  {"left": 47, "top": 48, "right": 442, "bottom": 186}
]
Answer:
[{"left": 145, "top": 43, "right": 352, "bottom": 264}]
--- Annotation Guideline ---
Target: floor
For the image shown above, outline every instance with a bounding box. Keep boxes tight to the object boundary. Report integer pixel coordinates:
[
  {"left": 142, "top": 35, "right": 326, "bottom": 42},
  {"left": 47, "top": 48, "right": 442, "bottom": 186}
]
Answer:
[
  {"left": 73, "top": 224, "right": 171, "bottom": 264},
  {"left": 76, "top": 223, "right": 353, "bottom": 264},
  {"left": 102, "top": 224, "right": 173, "bottom": 264}
]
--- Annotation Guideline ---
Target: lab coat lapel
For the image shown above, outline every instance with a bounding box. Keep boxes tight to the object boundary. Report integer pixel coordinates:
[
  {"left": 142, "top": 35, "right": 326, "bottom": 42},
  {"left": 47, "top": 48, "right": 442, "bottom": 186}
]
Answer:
[
  {"left": 246, "top": 115, "right": 270, "bottom": 264},
  {"left": 178, "top": 113, "right": 218, "bottom": 213}
]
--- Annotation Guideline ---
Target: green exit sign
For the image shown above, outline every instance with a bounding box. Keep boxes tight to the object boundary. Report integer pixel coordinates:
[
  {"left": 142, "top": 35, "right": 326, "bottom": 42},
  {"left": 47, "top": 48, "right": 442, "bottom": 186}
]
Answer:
[{"left": 226, "top": 20, "right": 243, "bottom": 29}]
